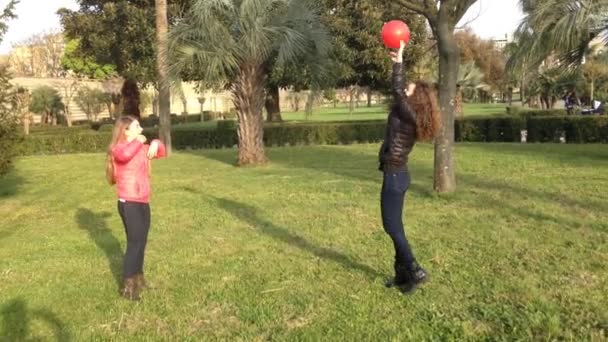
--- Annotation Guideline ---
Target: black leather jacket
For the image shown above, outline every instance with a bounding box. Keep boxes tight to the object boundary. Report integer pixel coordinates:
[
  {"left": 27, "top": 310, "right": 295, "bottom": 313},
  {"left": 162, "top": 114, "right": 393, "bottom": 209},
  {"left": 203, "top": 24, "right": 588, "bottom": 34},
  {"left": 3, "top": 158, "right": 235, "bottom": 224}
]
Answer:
[{"left": 378, "top": 63, "right": 417, "bottom": 172}]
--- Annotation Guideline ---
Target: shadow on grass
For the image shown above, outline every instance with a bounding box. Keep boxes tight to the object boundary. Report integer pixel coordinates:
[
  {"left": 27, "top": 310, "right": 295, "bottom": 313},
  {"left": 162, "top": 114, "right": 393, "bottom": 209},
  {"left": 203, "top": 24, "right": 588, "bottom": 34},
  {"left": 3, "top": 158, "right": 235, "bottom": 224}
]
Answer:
[
  {"left": 191, "top": 145, "right": 435, "bottom": 198},
  {"left": 191, "top": 143, "right": 607, "bottom": 226},
  {"left": 208, "top": 194, "right": 383, "bottom": 280},
  {"left": 470, "top": 143, "right": 608, "bottom": 164},
  {"left": 75, "top": 208, "right": 123, "bottom": 288},
  {"left": 0, "top": 172, "right": 24, "bottom": 199},
  {"left": 0, "top": 298, "right": 71, "bottom": 342}
]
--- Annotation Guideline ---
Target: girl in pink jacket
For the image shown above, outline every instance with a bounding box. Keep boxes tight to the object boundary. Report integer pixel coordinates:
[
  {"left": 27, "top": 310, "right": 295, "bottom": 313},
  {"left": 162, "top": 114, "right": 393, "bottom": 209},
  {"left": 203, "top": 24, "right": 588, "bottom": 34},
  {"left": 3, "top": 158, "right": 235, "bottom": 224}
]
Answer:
[{"left": 106, "top": 115, "right": 166, "bottom": 300}]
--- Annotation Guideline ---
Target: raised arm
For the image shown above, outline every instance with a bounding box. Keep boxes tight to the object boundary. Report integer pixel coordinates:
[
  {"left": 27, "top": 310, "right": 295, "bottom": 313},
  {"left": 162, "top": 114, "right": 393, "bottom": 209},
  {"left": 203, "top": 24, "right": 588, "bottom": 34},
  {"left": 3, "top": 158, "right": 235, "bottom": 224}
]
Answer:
[
  {"left": 112, "top": 139, "right": 144, "bottom": 163},
  {"left": 390, "top": 41, "right": 416, "bottom": 121}
]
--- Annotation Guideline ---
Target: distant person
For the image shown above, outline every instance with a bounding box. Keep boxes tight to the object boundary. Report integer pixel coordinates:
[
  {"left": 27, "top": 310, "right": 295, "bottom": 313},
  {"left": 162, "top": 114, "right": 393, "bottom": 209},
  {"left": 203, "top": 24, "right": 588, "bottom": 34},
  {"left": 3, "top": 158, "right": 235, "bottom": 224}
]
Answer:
[{"left": 564, "top": 91, "right": 580, "bottom": 115}]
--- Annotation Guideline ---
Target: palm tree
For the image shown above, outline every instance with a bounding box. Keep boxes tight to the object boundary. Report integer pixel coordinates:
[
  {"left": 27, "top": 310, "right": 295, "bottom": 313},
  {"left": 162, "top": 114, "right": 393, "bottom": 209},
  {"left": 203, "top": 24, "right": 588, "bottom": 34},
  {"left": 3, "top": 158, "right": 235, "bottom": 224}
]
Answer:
[
  {"left": 168, "top": 0, "right": 331, "bottom": 165},
  {"left": 510, "top": 0, "right": 608, "bottom": 71},
  {"left": 156, "top": 0, "right": 172, "bottom": 155}
]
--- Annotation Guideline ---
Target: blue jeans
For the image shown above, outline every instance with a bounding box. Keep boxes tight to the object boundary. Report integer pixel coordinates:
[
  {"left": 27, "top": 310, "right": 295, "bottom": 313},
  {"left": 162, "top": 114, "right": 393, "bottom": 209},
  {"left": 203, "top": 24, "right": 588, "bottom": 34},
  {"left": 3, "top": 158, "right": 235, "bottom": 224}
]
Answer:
[
  {"left": 381, "top": 171, "right": 416, "bottom": 265},
  {"left": 118, "top": 201, "right": 151, "bottom": 278}
]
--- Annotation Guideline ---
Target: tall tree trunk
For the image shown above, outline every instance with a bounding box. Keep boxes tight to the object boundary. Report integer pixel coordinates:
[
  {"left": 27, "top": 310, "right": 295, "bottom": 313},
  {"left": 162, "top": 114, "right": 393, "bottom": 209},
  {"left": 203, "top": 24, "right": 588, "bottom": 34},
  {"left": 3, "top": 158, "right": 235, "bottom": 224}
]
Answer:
[
  {"left": 156, "top": 0, "right": 172, "bottom": 154},
  {"left": 23, "top": 116, "right": 30, "bottom": 135},
  {"left": 233, "top": 64, "right": 267, "bottom": 166},
  {"left": 181, "top": 95, "right": 188, "bottom": 115},
  {"left": 65, "top": 108, "right": 72, "bottom": 127},
  {"left": 105, "top": 102, "right": 112, "bottom": 120},
  {"left": 111, "top": 94, "right": 121, "bottom": 119},
  {"left": 433, "top": 21, "right": 458, "bottom": 193},
  {"left": 198, "top": 97, "right": 206, "bottom": 121},
  {"left": 454, "top": 87, "right": 464, "bottom": 119},
  {"left": 590, "top": 77, "right": 595, "bottom": 102},
  {"left": 366, "top": 88, "right": 372, "bottom": 107},
  {"left": 348, "top": 86, "right": 356, "bottom": 115},
  {"left": 265, "top": 84, "right": 282, "bottom": 122},
  {"left": 520, "top": 76, "right": 526, "bottom": 107}
]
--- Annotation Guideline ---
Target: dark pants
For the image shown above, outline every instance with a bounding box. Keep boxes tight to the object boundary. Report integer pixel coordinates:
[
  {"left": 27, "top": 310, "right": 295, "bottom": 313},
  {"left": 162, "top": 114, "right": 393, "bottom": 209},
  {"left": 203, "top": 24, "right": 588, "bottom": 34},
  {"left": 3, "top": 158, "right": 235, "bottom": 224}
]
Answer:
[
  {"left": 381, "top": 171, "right": 416, "bottom": 266},
  {"left": 117, "top": 201, "right": 151, "bottom": 279}
]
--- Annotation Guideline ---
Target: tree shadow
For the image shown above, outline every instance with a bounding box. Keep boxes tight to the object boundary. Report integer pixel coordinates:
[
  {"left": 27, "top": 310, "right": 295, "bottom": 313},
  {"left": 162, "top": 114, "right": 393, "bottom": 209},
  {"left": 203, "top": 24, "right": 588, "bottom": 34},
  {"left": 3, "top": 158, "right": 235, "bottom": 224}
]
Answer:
[
  {"left": 0, "top": 298, "right": 71, "bottom": 342},
  {"left": 75, "top": 208, "right": 123, "bottom": 288},
  {"left": 191, "top": 143, "right": 606, "bottom": 228},
  {"left": 0, "top": 230, "right": 16, "bottom": 242},
  {"left": 209, "top": 195, "right": 384, "bottom": 280},
  {"left": 459, "top": 173, "right": 608, "bottom": 214},
  {"left": 191, "top": 145, "right": 434, "bottom": 198},
  {"left": 0, "top": 173, "right": 24, "bottom": 199},
  {"left": 470, "top": 143, "right": 608, "bottom": 164}
]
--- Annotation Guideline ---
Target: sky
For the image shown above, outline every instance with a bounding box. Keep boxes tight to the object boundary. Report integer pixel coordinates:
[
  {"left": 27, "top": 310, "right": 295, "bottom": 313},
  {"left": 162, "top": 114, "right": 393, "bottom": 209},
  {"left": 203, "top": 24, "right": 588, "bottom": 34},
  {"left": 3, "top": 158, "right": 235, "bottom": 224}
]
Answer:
[{"left": 0, "top": 0, "right": 525, "bottom": 55}]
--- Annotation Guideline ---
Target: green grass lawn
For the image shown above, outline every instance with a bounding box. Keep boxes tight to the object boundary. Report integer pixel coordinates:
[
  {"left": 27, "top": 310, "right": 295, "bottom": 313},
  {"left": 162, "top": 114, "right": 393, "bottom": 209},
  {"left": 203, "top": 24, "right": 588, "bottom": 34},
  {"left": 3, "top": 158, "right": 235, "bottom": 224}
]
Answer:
[
  {"left": 1, "top": 143, "right": 607, "bottom": 340},
  {"left": 279, "top": 103, "right": 507, "bottom": 122}
]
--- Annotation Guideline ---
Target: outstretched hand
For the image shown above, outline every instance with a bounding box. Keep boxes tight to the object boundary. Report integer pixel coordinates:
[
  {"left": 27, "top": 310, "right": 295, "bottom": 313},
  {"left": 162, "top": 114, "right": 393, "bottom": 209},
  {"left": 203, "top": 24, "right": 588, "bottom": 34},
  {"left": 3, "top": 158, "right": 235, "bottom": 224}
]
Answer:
[{"left": 389, "top": 40, "right": 406, "bottom": 63}]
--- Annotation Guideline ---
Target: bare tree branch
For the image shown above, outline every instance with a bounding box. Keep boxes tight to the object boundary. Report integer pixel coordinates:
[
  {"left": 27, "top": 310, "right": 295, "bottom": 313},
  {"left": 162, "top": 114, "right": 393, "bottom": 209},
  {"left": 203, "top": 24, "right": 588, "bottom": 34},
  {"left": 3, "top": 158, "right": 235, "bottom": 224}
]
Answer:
[
  {"left": 455, "top": 0, "right": 483, "bottom": 30},
  {"left": 394, "top": 0, "right": 428, "bottom": 16},
  {"left": 423, "top": 0, "right": 438, "bottom": 17},
  {"left": 453, "top": 0, "right": 478, "bottom": 22}
]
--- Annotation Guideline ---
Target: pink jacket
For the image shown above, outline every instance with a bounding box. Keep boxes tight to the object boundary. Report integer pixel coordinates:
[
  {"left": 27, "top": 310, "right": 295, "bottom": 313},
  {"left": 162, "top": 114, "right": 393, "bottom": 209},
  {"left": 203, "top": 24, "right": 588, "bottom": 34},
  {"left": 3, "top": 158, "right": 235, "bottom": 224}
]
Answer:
[{"left": 111, "top": 139, "right": 166, "bottom": 203}]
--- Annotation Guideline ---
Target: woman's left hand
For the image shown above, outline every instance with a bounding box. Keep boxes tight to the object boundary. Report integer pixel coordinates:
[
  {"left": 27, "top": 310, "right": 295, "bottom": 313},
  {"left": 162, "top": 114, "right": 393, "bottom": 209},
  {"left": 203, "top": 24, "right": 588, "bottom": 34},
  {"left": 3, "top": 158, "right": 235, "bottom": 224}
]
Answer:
[
  {"left": 389, "top": 40, "right": 406, "bottom": 64},
  {"left": 147, "top": 140, "right": 158, "bottom": 159}
]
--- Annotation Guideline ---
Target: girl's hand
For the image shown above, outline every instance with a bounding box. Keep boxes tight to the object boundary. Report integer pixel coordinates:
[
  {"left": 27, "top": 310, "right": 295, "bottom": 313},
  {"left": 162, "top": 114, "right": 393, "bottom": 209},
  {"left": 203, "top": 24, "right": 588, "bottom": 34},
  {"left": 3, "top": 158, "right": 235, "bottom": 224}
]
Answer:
[
  {"left": 147, "top": 140, "right": 158, "bottom": 159},
  {"left": 389, "top": 40, "right": 406, "bottom": 64}
]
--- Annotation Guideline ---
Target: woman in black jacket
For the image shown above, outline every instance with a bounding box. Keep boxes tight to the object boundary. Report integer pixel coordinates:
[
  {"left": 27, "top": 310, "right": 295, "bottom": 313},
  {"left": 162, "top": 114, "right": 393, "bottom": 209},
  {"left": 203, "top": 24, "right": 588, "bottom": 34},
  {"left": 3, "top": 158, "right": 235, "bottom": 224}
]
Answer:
[{"left": 379, "top": 41, "right": 442, "bottom": 293}]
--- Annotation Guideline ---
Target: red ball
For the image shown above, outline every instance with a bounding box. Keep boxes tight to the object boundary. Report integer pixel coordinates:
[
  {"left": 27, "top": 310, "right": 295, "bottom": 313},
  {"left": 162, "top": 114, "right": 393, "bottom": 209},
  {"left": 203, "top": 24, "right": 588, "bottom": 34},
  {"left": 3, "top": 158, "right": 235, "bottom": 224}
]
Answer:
[{"left": 381, "top": 20, "right": 411, "bottom": 49}]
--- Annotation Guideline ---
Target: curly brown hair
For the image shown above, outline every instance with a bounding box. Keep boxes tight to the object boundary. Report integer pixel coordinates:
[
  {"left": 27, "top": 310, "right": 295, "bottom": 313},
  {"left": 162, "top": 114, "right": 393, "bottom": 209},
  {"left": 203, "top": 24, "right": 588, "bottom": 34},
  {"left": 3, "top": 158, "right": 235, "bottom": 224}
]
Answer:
[{"left": 406, "top": 81, "right": 442, "bottom": 141}]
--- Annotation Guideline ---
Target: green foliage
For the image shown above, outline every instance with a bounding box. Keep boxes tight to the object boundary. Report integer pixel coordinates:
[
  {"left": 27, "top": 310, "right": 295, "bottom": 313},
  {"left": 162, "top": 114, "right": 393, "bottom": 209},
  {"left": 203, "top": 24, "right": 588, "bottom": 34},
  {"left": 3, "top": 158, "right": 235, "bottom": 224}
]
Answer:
[
  {"left": 169, "top": 0, "right": 331, "bottom": 88},
  {"left": 75, "top": 87, "right": 107, "bottom": 122},
  {"left": 29, "top": 86, "right": 65, "bottom": 125},
  {"left": 517, "top": 109, "right": 568, "bottom": 118},
  {"left": 58, "top": 0, "right": 189, "bottom": 84},
  {"left": 61, "top": 39, "right": 116, "bottom": 79},
  {"left": 322, "top": 0, "right": 427, "bottom": 91},
  {"left": 0, "top": 0, "right": 18, "bottom": 39},
  {"left": 455, "top": 117, "right": 526, "bottom": 142},
  {"left": 0, "top": 66, "right": 20, "bottom": 176},
  {"left": 0, "top": 0, "right": 20, "bottom": 176},
  {"left": 510, "top": 0, "right": 607, "bottom": 71},
  {"left": 19, "top": 130, "right": 110, "bottom": 155}
]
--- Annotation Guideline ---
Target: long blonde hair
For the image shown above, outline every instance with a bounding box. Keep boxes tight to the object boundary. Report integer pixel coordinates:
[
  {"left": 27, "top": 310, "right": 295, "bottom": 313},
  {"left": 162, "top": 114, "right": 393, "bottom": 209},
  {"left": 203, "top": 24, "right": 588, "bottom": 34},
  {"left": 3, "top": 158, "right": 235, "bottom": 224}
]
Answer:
[{"left": 106, "top": 116, "right": 137, "bottom": 185}]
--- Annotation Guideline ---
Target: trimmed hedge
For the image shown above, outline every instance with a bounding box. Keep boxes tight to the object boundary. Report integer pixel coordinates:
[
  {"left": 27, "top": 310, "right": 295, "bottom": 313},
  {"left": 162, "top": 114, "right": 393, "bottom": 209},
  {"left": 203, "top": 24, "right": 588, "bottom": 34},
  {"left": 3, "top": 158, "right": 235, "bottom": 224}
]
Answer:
[
  {"left": 527, "top": 116, "right": 608, "bottom": 143},
  {"left": 455, "top": 116, "right": 526, "bottom": 142},
  {"left": 17, "top": 115, "right": 608, "bottom": 155},
  {"left": 1, "top": 119, "right": 20, "bottom": 175},
  {"left": 505, "top": 107, "right": 568, "bottom": 118},
  {"left": 19, "top": 131, "right": 111, "bottom": 155},
  {"left": 141, "top": 112, "right": 237, "bottom": 127}
]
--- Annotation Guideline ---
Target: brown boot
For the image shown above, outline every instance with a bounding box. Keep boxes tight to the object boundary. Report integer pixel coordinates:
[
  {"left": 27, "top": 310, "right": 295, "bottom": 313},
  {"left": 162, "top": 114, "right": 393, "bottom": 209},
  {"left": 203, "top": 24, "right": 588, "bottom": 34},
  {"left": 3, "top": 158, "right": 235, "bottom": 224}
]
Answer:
[
  {"left": 120, "top": 277, "right": 140, "bottom": 301},
  {"left": 135, "top": 273, "right": 148, "bottom": 290}
]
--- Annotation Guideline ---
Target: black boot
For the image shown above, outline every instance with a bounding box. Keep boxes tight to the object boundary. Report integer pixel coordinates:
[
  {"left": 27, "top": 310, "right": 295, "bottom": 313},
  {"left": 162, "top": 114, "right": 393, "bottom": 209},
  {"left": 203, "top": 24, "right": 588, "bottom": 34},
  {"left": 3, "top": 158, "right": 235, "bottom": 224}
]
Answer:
[
  {"left": 409, "top": 261, "right": 428, "bottom": 285},
  {"left": 385, "top": 262, "right": 415, "bottom": 292}
]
